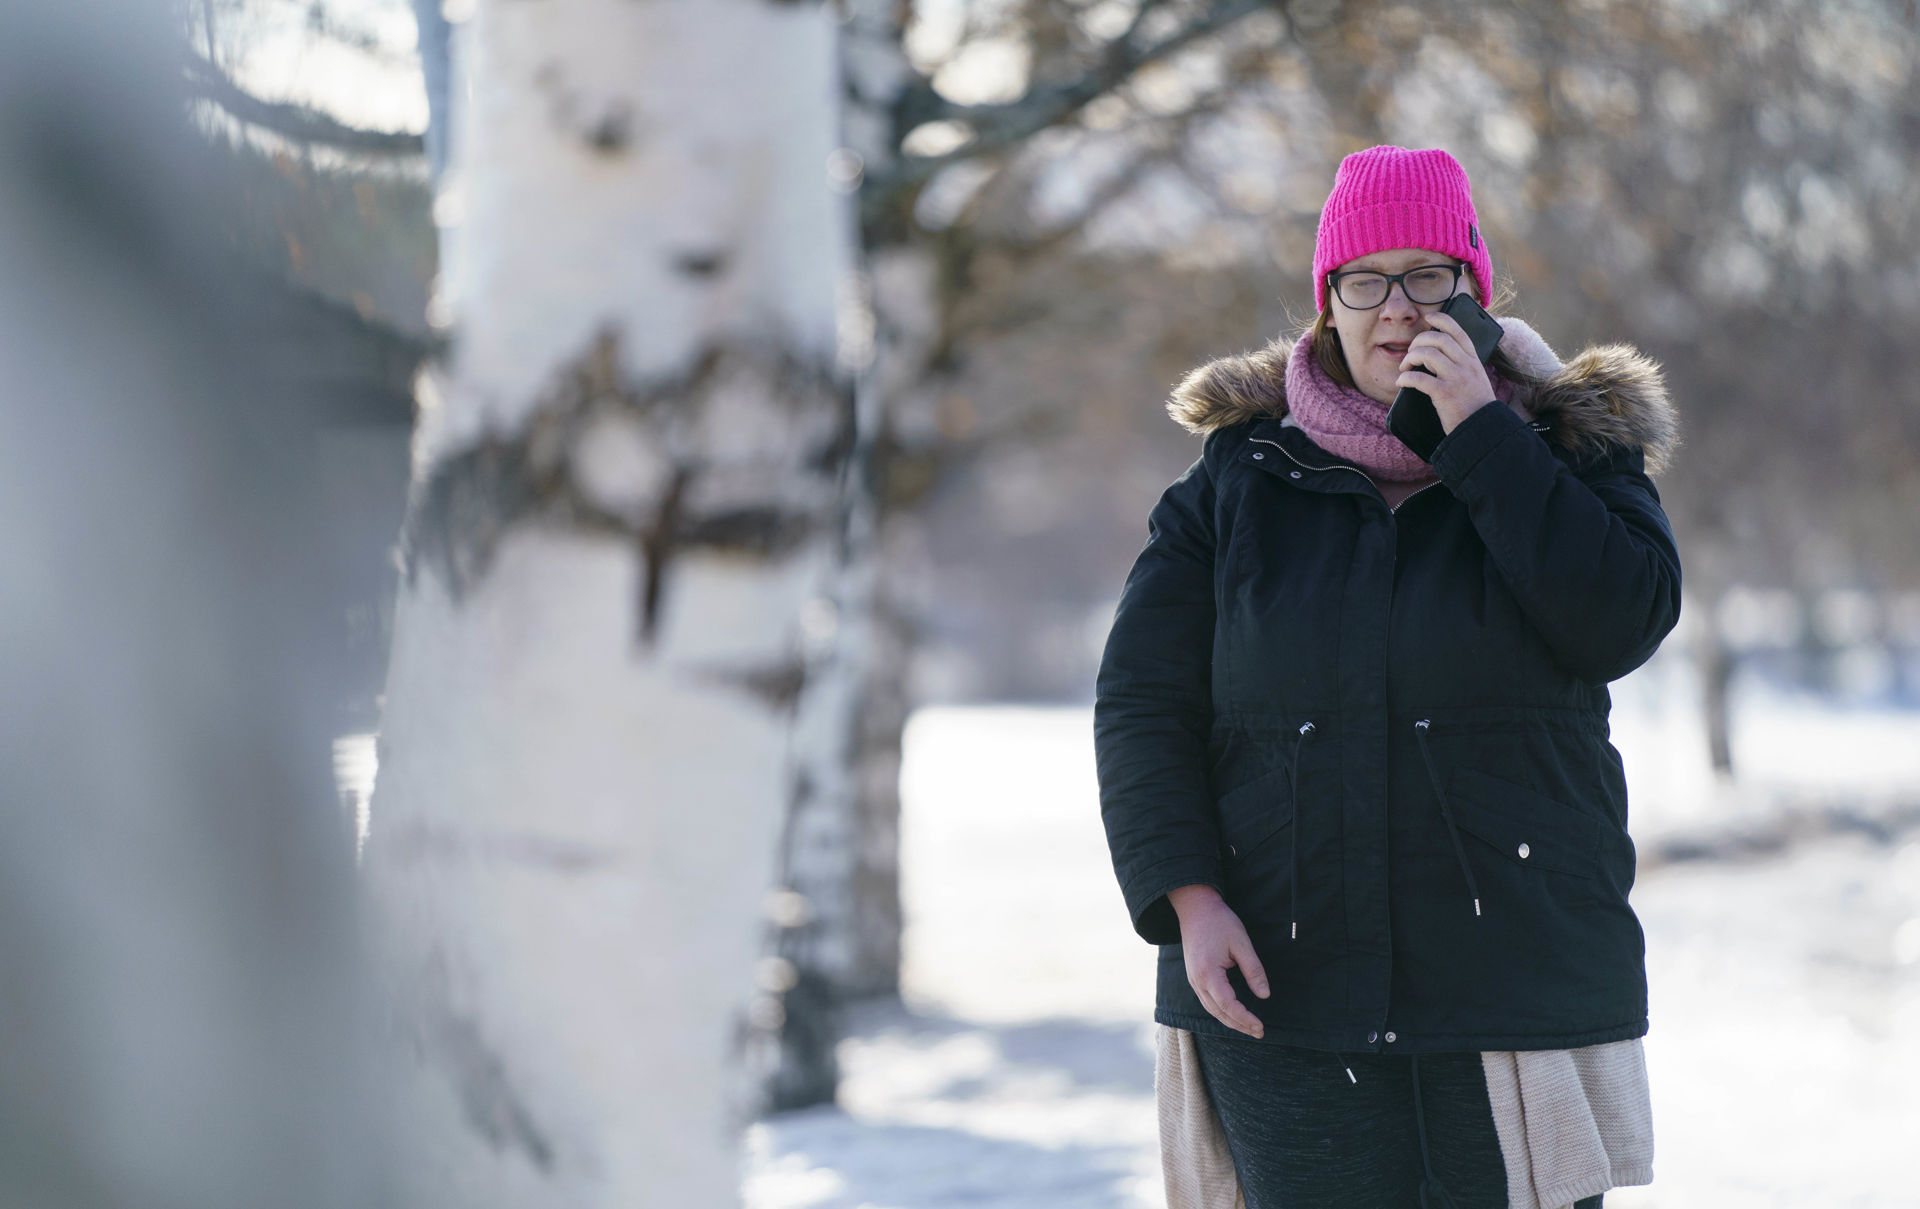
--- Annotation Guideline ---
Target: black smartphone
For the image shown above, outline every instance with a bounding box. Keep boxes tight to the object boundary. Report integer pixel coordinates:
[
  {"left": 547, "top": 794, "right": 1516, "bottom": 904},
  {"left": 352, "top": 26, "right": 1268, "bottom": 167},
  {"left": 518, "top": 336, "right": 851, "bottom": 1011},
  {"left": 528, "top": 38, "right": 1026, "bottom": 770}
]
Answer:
[{"left": 1384, "top": 291, "right": 1506, "bottom": 463}]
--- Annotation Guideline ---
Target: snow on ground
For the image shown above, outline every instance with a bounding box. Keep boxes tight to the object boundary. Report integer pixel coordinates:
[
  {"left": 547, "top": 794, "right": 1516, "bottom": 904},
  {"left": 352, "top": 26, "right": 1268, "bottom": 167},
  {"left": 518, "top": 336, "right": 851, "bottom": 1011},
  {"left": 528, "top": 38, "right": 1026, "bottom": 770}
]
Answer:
[{"left": 745, "top": 658, "right": 1920, "bottom": 1209}]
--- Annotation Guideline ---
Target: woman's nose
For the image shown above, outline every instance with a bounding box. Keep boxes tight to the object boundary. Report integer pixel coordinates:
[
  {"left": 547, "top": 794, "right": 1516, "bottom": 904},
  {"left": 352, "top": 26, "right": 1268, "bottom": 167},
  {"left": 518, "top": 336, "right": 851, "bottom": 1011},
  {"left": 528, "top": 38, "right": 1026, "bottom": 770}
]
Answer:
[{"left": 1378, "top": 280, "right": 1421, "bottom": 316}]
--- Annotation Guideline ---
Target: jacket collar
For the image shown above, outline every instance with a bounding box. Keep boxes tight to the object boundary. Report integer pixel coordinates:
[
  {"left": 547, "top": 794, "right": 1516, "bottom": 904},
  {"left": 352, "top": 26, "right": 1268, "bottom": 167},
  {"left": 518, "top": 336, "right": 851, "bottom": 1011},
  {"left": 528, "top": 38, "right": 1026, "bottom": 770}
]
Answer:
[
  {"left": 1243, "top": 418, "right": 1408, "bottom": 500},
  {"left": 1164, "top": 320, "right": 1681, "bottom": 475}
]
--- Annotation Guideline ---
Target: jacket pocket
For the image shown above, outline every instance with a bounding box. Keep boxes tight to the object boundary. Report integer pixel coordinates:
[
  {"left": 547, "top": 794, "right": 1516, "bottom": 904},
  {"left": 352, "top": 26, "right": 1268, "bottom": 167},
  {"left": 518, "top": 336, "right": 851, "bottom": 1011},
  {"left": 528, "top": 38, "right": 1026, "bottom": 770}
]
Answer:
[
  {"left": 1445, "top": 766, "right": 1602, "bottom": 880},
  {"left": 1215, "top": 761, "right": 1294, "bottom": 866}
]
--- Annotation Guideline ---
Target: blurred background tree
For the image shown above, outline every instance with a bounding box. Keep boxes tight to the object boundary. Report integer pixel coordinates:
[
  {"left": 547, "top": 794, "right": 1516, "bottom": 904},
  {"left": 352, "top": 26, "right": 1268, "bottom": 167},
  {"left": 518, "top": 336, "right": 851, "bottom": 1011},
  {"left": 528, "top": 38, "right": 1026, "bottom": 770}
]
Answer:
[
  {"left": 0, "top": 1, "right": 396, "bottom": 1201},
  {"left": 182, "top": 0, "right": 435, "bottom": 749}
]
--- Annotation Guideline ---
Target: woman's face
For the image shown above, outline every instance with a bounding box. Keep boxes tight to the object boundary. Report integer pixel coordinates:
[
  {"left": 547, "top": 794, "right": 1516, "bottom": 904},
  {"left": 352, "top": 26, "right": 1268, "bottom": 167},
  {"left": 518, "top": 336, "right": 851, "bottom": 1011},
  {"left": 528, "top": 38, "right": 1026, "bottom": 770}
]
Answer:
[{"left": 1327, "top": 247, "right": 1481, "bottom": 407}]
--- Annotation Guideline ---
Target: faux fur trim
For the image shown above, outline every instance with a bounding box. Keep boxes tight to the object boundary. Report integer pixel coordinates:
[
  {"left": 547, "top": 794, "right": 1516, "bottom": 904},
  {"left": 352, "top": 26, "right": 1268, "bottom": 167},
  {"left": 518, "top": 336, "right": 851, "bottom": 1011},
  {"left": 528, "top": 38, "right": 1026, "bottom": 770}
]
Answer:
[
  {"left": 1533, "top": 344, "right": 1680, "bottom": 476},
  {"left": 1165, "top": 319, "right": 1681, "bottom": 475}
]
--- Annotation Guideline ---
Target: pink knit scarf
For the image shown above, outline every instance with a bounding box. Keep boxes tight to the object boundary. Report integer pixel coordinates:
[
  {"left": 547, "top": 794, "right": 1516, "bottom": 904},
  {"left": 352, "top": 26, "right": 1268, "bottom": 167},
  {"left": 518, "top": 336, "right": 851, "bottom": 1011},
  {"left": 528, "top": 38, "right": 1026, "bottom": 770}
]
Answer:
[{"left": 1283, "top": 326, "right": 1524, "bottom": 483}]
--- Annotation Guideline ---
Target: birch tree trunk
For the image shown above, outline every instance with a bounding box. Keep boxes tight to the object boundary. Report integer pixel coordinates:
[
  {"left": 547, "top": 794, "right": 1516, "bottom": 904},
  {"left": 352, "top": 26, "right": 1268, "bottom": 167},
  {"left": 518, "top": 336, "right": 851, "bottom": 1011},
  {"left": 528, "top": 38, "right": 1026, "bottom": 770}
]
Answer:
[
  {"left": 803, "top": 0, "right": 935, "bottom": 1005},
  {"left": 812, "top": 0, "right": 1271, "bottom": 1016},
  {"left": 746, "top": 1, "right": 933, "bottom": 1111},
  {"left": 362, "top": 2, "right": 854, "bottom": 1204}
]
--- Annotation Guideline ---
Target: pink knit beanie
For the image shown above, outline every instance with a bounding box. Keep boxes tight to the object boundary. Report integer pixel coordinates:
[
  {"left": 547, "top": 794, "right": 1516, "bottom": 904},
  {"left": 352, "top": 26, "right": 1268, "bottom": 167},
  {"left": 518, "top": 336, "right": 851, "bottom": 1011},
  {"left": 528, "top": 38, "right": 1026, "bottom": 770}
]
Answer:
[{"left": 1312, "top": 145, "right": 1493, "bottom": 313}]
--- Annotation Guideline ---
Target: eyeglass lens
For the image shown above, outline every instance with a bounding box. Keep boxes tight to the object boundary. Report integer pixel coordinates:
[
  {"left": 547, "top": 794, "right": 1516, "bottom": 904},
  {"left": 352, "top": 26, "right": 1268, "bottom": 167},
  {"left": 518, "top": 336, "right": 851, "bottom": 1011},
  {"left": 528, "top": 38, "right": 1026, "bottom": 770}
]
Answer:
[{"left": 1337, "top": 266, "right": 1456, "bottom": 308}]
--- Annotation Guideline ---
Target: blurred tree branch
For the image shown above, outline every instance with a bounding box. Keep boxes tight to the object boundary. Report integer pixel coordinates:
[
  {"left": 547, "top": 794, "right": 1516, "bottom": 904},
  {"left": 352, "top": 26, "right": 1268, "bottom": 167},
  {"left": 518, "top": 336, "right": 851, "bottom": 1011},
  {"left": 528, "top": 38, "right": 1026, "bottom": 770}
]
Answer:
[
  {"left": 185, "top": 52, "right": 425, "bottom": 157},
  {"left": 862, "top": 0, "right": 1274, "bottom": 233},
  {"left": 300, "top": 1, "right": 420, "bottom": 69}
]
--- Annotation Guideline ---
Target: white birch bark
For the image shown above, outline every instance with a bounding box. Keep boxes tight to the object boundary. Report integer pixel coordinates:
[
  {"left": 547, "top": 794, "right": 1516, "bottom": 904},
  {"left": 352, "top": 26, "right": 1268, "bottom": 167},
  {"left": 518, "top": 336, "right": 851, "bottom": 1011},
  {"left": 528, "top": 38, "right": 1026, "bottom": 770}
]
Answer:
[
  {"left": 832, "top": 0, "right": 946, "bottom": 999},
  {"left": 770, "top": 7, "right": 959, "bottom": 1063},
  {"left": 738, "top": 2, "right": 948, "bottom": 1109},
  {"left": 363, "top": 2, "right": 854, "bottom": 1204}
]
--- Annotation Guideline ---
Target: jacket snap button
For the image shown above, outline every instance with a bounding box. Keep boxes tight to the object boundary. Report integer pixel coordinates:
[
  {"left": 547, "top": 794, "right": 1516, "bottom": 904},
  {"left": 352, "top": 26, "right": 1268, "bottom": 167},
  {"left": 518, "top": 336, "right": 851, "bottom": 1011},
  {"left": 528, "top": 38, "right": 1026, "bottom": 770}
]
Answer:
[
  {"left": 1367, "top": 1031, "right": 1378, "bottom": 1044},
  {"left": 1384, "top": 1031, "right": 1397, "bottom": 1043},
  {"left": 1518, "top": 843, "right": 1531, "bottom": 859},
  {"left": 1290, "top": 470, "right": 1302, "bottom": 479},
  {"left": 1252, "top": 452, "right": 1265, "bottom": 459},
  {"left": 1228, "top": 844, "right": 1238, "bottom": 857}
]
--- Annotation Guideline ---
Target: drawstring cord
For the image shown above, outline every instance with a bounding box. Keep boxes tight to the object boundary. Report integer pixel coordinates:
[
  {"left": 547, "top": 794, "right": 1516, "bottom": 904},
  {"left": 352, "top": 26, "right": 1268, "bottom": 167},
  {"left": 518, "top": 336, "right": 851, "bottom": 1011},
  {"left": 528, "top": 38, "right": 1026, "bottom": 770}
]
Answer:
[
  {"left": 1413, "top": 719, "right": 1482, "bottom": 919},
  {"left": 1287, "top": 721, "right": 1315, "bottom": 940},
  {"left": 1411, "top": 1054, "right": 1459, "bottom": 1208}
]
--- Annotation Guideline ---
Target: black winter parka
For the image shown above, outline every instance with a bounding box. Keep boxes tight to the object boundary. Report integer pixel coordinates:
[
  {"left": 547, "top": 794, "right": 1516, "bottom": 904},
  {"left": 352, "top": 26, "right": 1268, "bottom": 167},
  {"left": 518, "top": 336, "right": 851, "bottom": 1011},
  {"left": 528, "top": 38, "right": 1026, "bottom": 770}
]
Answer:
[{"left": 1093, "top": 332, "right": 1682, "bottom": 1055}]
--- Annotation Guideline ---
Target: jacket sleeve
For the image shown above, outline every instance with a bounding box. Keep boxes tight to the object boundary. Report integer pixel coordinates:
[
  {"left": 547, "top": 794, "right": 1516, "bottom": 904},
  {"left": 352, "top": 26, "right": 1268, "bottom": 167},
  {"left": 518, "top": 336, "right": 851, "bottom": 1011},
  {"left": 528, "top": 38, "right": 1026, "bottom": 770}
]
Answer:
[
  {"left": 1429, "top": 400, "right": 1683, "bottom": 685},
  {"left": 1093, "top": 440, "right": 1224, "bottom": 945}
]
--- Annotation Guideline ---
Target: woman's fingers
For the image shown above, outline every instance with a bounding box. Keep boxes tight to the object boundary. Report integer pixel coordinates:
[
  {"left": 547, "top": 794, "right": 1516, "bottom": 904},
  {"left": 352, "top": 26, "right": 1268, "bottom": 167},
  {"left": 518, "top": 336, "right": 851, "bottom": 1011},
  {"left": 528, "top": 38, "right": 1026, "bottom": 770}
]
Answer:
[
  {"left": 1178, "top": 898, "right": 1267, "bottom": 1038},
  {"left": 1401, "top": 330, "right": 1463, "bottom": 375},
  {"left": 1200, "top": 966, "right": 1264, "bottom": 1037},
  {"left": 1397, "top": 320, "right": 1498, "bottom": 433},
  {"left": 1427, "top": 310, "right": 1472, "bottom": 348},
  {"left": 1230, "top": 932, "right": 1270, "bottom": 1000}
]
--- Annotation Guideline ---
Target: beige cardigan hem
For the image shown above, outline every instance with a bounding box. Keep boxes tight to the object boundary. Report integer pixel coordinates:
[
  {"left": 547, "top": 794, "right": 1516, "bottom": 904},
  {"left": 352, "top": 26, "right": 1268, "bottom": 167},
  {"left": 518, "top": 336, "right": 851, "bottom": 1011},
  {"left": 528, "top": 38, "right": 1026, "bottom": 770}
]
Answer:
[{"left": 1157, "top": 1025, "right": 1654, "bottom": 1209}]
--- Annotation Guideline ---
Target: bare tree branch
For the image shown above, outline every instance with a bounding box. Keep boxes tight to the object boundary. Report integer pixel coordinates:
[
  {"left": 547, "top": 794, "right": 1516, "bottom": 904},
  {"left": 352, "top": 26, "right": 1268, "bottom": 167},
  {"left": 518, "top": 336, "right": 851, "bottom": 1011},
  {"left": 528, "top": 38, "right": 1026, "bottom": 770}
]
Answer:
[
  {"left": 863, "top": 0, "right": 1275, "bottom": 229},
  {"left": 185, "top": 53, "right": 425, "bottom": 157},
  {"left": 301, "top": 1, "right": 420, "bottom": 69},
  {"left": 994, "top": 83, "right": 1240, "bottom": 257},
  {"left": 918, "top": 0, "right": 1266, "bottom": 150}
]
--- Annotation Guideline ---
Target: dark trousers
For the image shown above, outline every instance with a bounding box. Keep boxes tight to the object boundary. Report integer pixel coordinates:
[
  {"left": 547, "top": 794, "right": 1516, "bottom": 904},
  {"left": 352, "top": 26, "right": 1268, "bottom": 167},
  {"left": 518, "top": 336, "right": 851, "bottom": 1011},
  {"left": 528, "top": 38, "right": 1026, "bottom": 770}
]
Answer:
[{"left": 1191, "top": 1032, "right": 1604, "bottom": 1209}]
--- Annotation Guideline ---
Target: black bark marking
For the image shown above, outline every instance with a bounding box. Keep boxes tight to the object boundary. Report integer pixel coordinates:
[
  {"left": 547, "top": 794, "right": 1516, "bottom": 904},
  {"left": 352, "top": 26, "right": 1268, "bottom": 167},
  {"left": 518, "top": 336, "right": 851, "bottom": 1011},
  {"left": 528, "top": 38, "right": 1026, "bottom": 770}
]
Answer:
[
  {"left": 531, "top": 62, "right": 642, "bottom": 156},
  {"left": 672, "top": 247, "right": 729, "bottom": 278},
  {"left": 636, "top": 463, "right": 692, "bottom": 646},
  {"left": 675, "top": 505, "right": 816, "bottom": 557},
  {"left": 693, "top": 653, "right": 809, "bottom": 715},
  {"left": 584, "top": 101, "right": 633, "bottom": 155},
  {"left": 436, "top": 1010, "right": 556, "bottom": 1171},
  {"left": 402, "top": 329, "right": 847, "bottom": 659}
]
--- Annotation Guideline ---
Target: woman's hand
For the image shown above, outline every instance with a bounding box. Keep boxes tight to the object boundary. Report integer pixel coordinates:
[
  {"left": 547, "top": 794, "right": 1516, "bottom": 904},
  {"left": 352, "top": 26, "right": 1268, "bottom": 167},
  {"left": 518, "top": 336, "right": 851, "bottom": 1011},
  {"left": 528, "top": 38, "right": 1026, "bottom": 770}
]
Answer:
[
  {"left": 1168, "top": 884, "right": 1269, "bottom": 1038},
  {"left": 1396, "top": 310, "right": 1498, "bottom": 435}
]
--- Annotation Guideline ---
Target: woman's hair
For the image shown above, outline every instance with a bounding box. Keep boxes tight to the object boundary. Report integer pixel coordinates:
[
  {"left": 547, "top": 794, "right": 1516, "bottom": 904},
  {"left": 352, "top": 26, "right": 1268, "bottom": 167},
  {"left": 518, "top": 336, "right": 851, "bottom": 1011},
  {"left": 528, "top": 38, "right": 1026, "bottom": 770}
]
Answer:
[{"left": 1299, "top": 268, "right": 1550, "bottom": 402}]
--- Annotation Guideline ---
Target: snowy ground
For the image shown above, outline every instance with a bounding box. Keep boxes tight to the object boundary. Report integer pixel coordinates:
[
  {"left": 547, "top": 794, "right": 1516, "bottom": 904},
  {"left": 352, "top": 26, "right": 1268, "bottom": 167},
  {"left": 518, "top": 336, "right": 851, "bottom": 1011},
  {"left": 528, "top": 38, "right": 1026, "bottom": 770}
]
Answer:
[{"left": 744, "top": 659, "right": 1920, "bottom": 1208}]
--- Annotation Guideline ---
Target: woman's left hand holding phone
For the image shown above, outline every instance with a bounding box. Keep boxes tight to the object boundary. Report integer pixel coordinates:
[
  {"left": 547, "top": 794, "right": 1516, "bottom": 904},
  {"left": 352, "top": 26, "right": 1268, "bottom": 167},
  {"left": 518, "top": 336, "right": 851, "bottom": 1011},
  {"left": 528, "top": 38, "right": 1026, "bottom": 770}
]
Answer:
[{"left": 1395, "top": 310, "right": 1499, "bottom": 435}]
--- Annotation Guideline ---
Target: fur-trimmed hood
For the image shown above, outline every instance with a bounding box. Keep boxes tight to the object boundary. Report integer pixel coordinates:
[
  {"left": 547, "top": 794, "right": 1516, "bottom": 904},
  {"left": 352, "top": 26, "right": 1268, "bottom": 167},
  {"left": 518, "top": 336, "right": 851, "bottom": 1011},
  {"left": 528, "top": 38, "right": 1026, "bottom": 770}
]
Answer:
[{"left": 1165, "top": 317, "right": 1680, "bottom": 475}]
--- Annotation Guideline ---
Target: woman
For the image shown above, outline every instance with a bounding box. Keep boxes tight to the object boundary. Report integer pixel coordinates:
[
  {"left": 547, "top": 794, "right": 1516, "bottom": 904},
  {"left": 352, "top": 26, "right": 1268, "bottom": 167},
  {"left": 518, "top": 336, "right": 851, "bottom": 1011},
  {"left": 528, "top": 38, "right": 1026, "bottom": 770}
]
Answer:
[{"left": 1093, "top": 145, "right": 1680, "bottom": 1209}]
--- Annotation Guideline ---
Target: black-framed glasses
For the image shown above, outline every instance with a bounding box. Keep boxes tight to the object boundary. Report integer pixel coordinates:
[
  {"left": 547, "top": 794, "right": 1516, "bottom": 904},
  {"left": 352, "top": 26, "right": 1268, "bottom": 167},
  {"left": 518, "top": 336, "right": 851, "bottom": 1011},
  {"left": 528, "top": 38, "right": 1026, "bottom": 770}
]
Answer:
[{"left": 1325, "top": 262, "right": 1466, "bottom": 310}]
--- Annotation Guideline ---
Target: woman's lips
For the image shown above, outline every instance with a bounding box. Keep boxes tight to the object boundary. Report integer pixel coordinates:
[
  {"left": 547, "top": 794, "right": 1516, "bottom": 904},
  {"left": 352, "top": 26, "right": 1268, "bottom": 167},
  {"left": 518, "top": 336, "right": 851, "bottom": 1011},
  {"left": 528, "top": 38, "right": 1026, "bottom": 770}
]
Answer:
[{"left": 1377, "top": 342, "right": 1410, "bottom": 357}]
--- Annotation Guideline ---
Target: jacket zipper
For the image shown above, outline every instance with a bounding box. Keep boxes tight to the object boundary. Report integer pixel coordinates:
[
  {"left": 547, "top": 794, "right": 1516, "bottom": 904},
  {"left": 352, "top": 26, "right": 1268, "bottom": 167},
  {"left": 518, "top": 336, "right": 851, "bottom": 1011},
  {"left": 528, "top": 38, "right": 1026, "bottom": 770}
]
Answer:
[
  {"left": 1248, "top": 435, "right": 1440, "bottom": 514},
  {"left": 1389, "top": 481, "right": 1443, "bottom": 514}
]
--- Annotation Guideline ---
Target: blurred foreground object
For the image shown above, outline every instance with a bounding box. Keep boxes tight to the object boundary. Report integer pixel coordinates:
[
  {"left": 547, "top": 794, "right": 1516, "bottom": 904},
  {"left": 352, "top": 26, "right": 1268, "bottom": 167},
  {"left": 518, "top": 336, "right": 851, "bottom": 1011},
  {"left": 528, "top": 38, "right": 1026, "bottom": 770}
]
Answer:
[
  {"left": 0, "top": 1, "right": 381, "bottom": 1205},
  {"left": 360, "top": 1, "right": 855, "bottom": 1204}
]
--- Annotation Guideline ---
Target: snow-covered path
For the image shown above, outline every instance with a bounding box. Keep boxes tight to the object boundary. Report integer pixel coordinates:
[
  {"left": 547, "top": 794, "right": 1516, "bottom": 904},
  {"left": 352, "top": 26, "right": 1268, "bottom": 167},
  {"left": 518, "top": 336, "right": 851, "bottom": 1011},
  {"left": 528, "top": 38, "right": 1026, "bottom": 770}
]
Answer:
[{"left": 745, "top": 689, "right": 1920, "bottom": 1208}]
